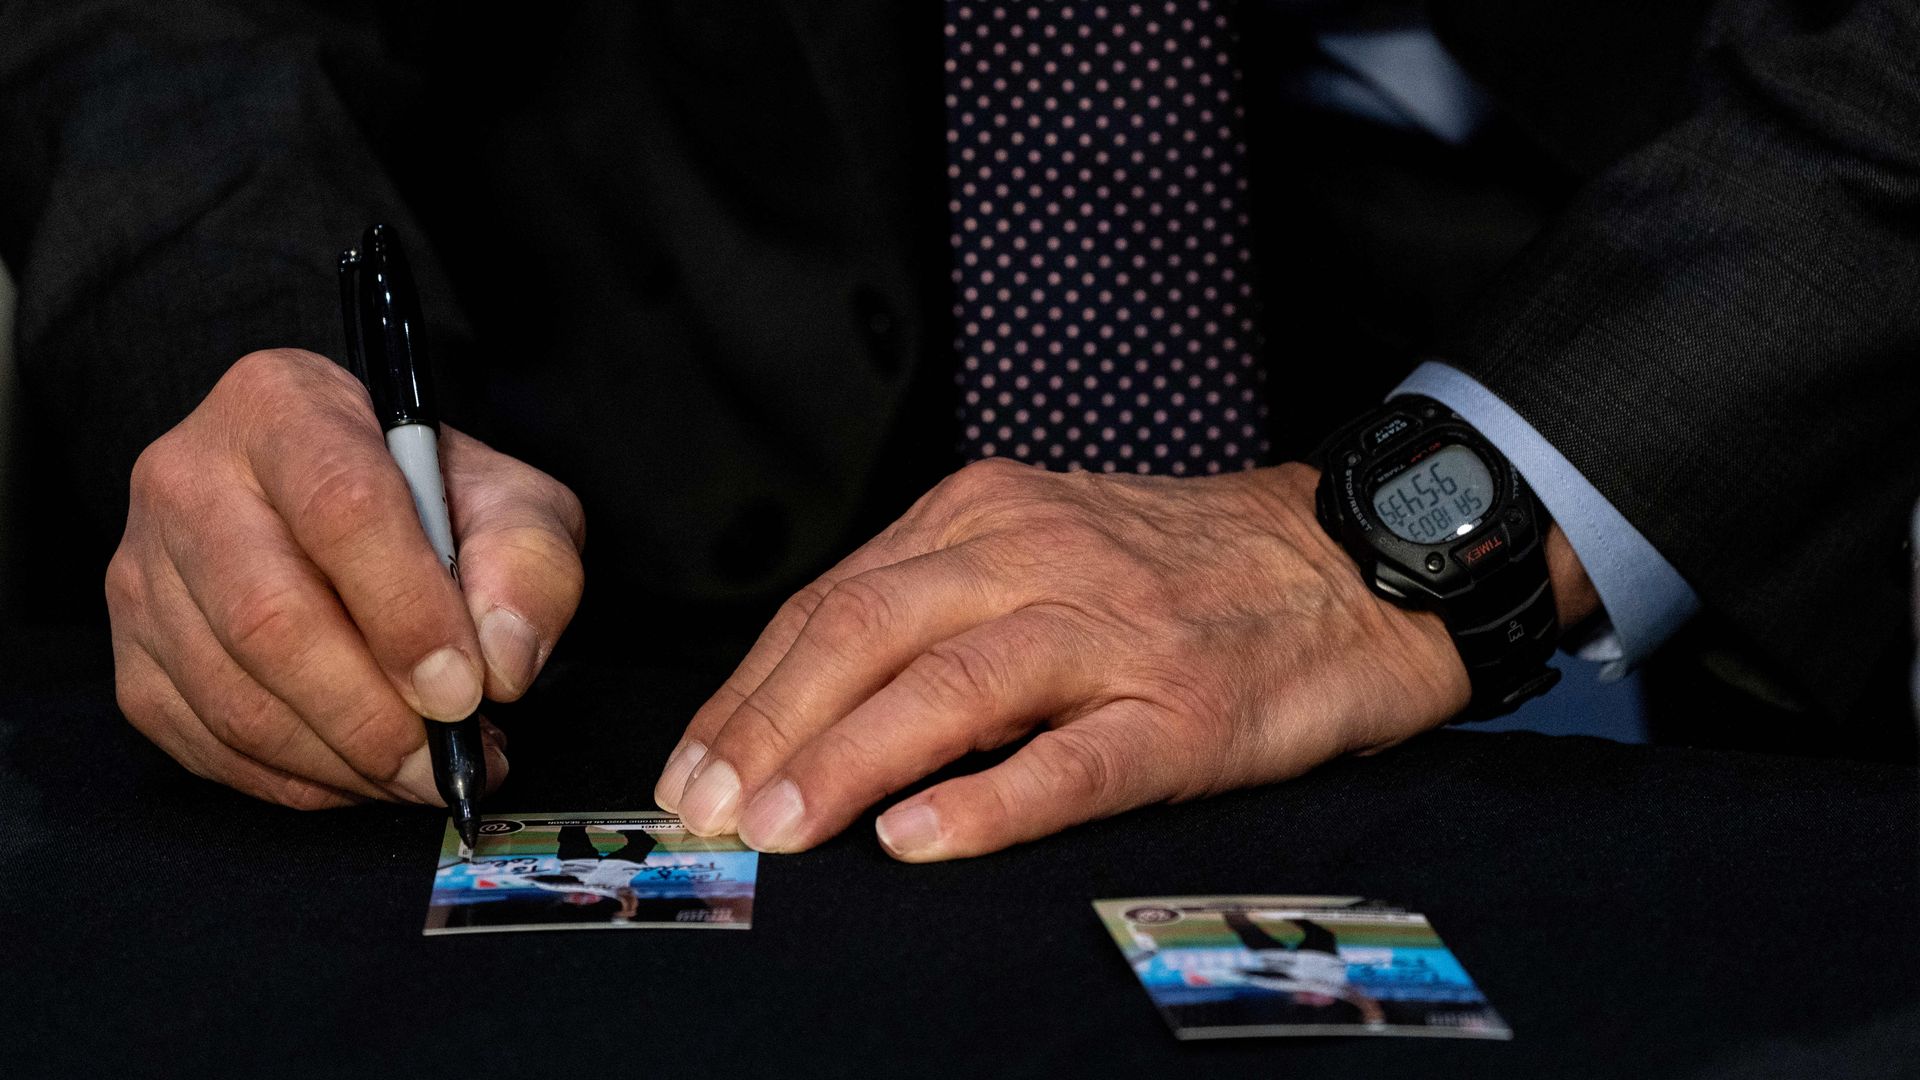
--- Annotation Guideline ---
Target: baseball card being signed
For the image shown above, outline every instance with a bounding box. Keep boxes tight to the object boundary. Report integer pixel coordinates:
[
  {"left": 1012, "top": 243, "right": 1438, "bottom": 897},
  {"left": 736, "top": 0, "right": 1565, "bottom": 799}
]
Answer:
[
  {"left": 1094, "top": 895, "right": 1510, "bottom": 1040},
  {"left": 425, "top": 811, "right": 757, "bottom": 935}
]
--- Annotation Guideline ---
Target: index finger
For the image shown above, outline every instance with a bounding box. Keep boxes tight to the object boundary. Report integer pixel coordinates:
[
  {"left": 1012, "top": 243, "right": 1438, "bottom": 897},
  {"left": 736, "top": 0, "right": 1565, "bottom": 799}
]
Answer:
[
  {"left": 653, "top": 532, "right": 923, "bottom": 811},
  {"left": 238, "top": 354, "right": 483, "bottom": 722}
]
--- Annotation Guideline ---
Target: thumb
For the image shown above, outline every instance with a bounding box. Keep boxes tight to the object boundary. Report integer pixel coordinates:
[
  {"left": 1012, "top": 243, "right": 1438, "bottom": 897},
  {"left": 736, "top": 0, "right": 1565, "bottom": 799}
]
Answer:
[{"left": 441, "top": 425, "right": 586, "bottom": 701}]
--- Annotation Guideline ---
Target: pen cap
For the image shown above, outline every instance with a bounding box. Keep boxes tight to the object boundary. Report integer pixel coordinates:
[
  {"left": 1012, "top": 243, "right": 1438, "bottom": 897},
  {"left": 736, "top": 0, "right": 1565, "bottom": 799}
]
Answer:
[{"left": 354, "top": 223, "right": 440, "bottom": 429}]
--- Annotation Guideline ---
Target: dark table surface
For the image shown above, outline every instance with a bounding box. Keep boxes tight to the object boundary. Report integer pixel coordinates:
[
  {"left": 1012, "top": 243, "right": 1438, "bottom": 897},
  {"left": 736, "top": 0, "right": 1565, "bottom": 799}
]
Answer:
[{"left": 5, "top": 626, "right": 1918, "bottom": 1080}]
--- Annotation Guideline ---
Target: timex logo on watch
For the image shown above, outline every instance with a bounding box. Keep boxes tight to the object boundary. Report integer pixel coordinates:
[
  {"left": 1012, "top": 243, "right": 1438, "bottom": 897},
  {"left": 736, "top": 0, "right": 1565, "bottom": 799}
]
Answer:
[{"left": 1460, "top": 533, "right": 1505, "bottom": 567}]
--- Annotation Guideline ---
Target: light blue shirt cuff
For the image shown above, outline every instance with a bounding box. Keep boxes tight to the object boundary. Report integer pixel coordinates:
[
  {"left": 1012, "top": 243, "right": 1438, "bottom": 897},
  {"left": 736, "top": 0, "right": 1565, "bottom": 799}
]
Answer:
[{"left": 1389, "top": 361, "right": 1700, "bottom": 680}]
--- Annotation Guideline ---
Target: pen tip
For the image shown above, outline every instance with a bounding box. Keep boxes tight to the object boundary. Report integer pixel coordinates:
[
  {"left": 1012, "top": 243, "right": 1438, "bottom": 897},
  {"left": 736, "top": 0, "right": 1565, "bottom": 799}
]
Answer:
[
  {"left": 427, "top": 715, "right": 486, "bottom": 851},
  {"left": 457, "top": 808, "right": 481, "bottom": 856}
]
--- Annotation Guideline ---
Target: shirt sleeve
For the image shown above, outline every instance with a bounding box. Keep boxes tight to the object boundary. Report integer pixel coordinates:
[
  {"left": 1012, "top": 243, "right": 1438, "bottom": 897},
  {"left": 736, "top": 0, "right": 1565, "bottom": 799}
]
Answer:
[{"left": 1390, "top": 360, "right": 1700, "bottom": 679}]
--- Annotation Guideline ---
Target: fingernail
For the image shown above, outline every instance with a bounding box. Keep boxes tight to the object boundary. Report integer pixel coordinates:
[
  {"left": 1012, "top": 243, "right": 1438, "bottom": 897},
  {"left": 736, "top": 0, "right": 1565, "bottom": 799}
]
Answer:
[
  {"left": 482, "top": 741, "right": 511, "bottom": 795},
  {"left": 738, "top": 779, "right": 806, "bottom": 853},
  {"left": 876, "top": 801, "right": 942, "bottom": 860},
  {"left": 654, "top": 740, "right": 707, "bottom": 811},
  {"left": 479, "top": 715, "right": 510, "bottom": 752},
  {"left": 412, "top": 647, "right": 481, "bottom": 720},
  {"left": 678, "top": 758, "right": 741, "bottom": 836},
  {"left": 395, "top": 744, "right": 444, "bottom": 805},
  {"left": 478, "top": 608, "right": 541, "bottom": 697}
]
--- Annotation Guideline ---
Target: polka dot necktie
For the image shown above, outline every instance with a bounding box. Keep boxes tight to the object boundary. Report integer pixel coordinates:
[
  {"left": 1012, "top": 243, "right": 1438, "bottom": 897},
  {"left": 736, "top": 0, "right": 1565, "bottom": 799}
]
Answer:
[{"left": 944, "top": 0, "right": 1269, "bottom": 475}]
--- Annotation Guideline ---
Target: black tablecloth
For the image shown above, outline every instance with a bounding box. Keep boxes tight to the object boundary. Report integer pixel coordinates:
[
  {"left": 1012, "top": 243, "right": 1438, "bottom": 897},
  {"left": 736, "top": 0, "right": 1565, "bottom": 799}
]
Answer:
[{"left": 5, "top": 628, "right": 1917, "bottom": 1080}]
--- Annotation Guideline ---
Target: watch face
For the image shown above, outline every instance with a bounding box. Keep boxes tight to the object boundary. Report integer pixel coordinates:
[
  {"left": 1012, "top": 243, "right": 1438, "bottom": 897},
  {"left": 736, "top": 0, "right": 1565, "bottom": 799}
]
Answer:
[{"left": 1371, "top": 444, "right": 1494, "bottom": 544}]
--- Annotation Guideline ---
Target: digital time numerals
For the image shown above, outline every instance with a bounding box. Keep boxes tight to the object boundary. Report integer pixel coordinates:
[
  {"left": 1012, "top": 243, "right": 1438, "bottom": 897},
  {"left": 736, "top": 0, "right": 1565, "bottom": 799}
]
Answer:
[{"left": 1371, "top": 445, "right": 1492, "bottom": 545}]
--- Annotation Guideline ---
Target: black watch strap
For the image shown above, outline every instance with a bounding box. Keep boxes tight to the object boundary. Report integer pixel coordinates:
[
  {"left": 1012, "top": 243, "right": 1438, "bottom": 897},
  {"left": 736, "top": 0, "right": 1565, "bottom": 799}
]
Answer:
[{"left": 1443, "top": 532, "right": 1561, "bottom": 722}]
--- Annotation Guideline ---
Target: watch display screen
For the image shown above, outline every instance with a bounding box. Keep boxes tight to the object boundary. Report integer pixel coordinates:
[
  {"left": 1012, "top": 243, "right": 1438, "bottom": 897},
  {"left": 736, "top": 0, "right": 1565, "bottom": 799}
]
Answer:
[{"left": 1371, "top": 445, "right": 1494, "bottom": 544}]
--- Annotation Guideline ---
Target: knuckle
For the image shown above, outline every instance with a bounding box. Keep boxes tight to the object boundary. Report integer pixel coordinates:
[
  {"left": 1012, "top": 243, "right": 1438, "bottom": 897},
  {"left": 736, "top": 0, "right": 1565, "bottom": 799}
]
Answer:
[
  {"left": 1124, "top": 655, "right": 1227, "bottom": 724},
  {"left": 965, "top": 456, "right": 1031, "bottom": 481},
  {"left": 224, "top": 349, "right": 297, "bottom": 393},
  {"left": 328, "top": 702, "right": 415, "bottom": 777},
  {"left": 753, "top": 586, "right": 830, "bottom": 663},
  {"left": 967, "top": 769, "right": 1026, "bottom": 837},
  {"left": 1034, "top": 727, "right": 1121, "bottom": 801},
  {"left": 223, "top": 349, "right": 334, "bottom": 412},
  {"left": 299, "top": 461, "right": 387, "bottom": 536},
  {"left": 113, "top": 667, "right": 162, "bottom": 728},
  {"left": 941, "top": 456, "right": 1028, "bottom": 503},
  {"left": 128, "top": 434, "right": 193, "bottom": 506},
  {"left": 364, "top": 574, "right": 452, "bottom": 644},
  {"left": 905, "top": 639, "right": 1002, "bottom": 708},
  {"left": 807, "top": 576, "right": 898, "bottom": 645},
  {"left": 485, "top": 524, "right": 585, "bottom": 598},
  {"left": 216, "top": 693, "right": 297, "bottom": 761},
  {"left": 103, "top": 548, "right": 144, "bottom": 617},
  {"left": 227, "top": 348, "right": 331, "bottom": 392},
  {"left": 726, "top": 694, "right": 805, "bottom": 756},
  {"left": 289, "top": 462, "right": 406, "bottom": 560},
  {"left": 127, "top": 439, "right": 164, "bottom": 498},
  {"left": 733, "top": 584, "right": 831, "bottom": 680},
  {"left": 808, "top": 726, "right": 895, "bottom": 797},
  {"left": 222, "top": 576, "right": 314, "bottom": 662},
  {"left": 782, "top": 581, "right": 836, "bottom": 627}
]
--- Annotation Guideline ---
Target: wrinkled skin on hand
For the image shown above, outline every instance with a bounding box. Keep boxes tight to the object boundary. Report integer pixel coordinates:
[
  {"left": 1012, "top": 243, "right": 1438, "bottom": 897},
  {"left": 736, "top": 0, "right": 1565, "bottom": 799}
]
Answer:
[
  {"left": 108, "top": 349, "right": 584, "bottom": 809},
  {"left": 656, "top": 458, "right": 1488, "bottom": 862}
]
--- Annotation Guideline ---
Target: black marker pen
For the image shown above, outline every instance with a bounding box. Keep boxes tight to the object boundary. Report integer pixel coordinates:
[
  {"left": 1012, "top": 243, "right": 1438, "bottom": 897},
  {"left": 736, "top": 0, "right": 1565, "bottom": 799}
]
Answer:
[{"left": 337, "top": 223, "right": 485, "bottom": 854}]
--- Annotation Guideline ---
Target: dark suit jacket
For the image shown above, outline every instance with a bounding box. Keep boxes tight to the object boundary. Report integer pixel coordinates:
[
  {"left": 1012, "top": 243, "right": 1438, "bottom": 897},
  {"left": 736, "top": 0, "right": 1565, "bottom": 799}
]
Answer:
[{"left": 1, "top": 1, "right": 1915, "bottom": 739}]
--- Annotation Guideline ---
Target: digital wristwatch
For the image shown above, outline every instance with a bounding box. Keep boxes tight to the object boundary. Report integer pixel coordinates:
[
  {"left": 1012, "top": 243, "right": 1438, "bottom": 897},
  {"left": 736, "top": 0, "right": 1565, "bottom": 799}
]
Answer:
[{"left": 1314, "top": 396, "right": 1561, "bottom": 721}]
